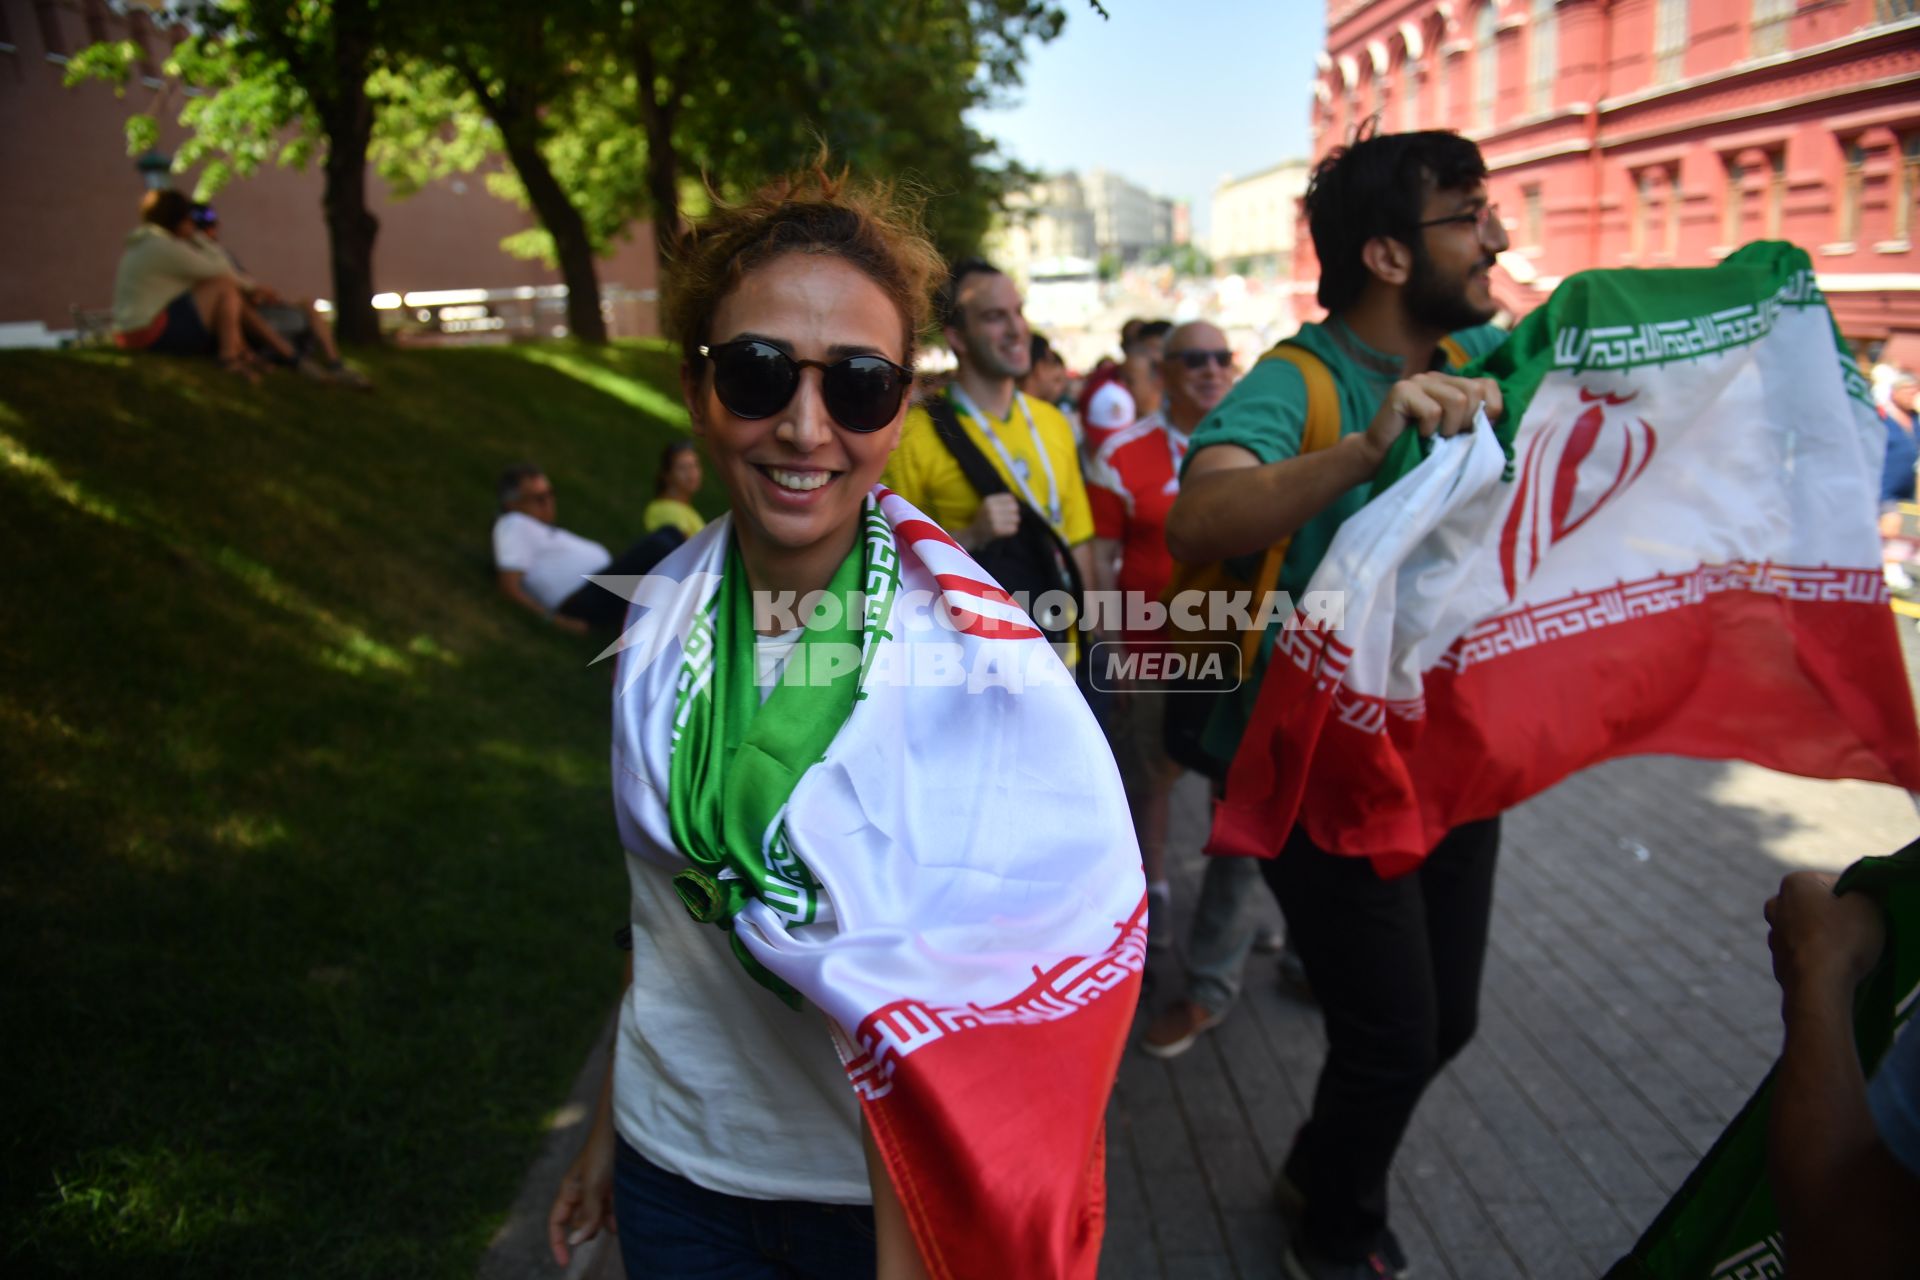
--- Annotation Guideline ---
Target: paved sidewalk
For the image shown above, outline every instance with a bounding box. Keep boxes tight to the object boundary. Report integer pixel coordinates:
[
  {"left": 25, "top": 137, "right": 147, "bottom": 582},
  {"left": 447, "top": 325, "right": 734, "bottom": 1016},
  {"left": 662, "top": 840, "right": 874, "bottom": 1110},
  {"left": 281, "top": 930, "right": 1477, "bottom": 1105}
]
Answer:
[
  {"left": 488, "top": 668, "right": 1920, "bottom": 1280},
  {"left": 1111, "top": 753, "right": 1917, "bottom": 1279}
]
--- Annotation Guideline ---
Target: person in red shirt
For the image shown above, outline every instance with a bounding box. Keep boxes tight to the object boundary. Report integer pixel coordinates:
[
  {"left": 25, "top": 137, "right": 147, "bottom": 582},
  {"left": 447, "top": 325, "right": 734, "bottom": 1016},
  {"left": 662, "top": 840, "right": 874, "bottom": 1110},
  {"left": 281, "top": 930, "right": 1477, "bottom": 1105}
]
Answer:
[
  {"left": 1083, "top": 320, "right": 1171, "bottom": 452},
  {"left": 1087, "top": 320, "right": 1235, "bottom": 945}
]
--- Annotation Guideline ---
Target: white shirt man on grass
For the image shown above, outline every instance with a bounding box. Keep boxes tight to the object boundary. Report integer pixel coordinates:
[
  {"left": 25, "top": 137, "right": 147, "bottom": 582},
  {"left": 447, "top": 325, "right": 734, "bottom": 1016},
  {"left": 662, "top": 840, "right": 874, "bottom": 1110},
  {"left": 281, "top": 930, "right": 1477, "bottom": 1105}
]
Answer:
[{"left": 493, "top": 464, "right": 687, "bottom": 634}]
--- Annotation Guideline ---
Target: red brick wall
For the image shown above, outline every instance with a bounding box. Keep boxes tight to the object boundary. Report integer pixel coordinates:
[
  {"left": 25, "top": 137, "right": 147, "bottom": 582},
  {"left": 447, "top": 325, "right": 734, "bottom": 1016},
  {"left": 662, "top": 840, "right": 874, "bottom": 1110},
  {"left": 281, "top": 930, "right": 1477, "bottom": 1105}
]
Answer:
[{"left": 0, "top": 0, "right": 658, "bottom": 335}]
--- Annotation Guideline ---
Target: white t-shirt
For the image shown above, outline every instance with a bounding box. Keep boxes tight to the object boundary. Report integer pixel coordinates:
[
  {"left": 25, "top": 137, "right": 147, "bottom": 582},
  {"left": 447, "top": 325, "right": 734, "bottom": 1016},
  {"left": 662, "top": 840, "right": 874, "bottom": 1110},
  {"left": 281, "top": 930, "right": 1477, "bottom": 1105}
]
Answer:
[
  {"left": 612, "top": 851, "right": 871, "bottom": 1204},
  {"left": 1085, "top": 379, "right": 1137, "bottom": 436},
  {"left": 491, "top": 511, "right": 612, "bottom": 611},
  {"left": 755, "top": 627, "right": 805, "bottom": 699}
]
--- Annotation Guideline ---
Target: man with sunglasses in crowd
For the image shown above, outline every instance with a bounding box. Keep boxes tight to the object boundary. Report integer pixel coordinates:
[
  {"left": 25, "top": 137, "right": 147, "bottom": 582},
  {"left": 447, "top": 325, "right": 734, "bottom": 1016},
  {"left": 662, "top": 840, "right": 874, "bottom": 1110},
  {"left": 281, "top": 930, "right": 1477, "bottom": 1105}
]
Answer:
[{"left": 1165, "top": 130, "right": 1510, "bottom": 1280}]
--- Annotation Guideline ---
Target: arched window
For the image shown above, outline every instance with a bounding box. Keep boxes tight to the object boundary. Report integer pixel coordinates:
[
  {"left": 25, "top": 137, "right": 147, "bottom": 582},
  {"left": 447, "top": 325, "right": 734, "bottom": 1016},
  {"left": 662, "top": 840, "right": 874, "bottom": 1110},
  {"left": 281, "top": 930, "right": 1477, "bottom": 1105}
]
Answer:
[
  {"left": 1474, "top": 3, "right": 1498, "bottom": 132},
  {"left": 1529, "top": 0, "right": 1556, "bottom": 114}
]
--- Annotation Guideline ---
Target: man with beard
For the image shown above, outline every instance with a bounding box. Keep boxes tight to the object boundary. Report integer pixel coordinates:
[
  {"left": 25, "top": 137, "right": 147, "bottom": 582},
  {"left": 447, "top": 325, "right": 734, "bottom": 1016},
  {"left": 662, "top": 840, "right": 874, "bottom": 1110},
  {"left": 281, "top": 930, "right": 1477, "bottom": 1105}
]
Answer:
[
  {"left": 1164, "top": 131, "right": 1509, "bottom": 1280},
  {"left": 885, "top": 257, "right": 1098, "bottom": 622}
]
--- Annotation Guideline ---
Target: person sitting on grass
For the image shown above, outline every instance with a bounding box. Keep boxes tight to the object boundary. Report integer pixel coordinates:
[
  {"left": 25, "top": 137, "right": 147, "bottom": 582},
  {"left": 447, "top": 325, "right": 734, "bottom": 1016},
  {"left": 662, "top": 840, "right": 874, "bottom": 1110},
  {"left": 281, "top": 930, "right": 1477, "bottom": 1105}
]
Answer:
[
  {"left": 191, "top": 202, "right": 369, "bottom": 390},
  {"left": 641, "top": 440, "right": 707, "bottom": 539},
  {"left": 492, "top": 464, "right": 684, "bottom": 634},
  {"left": 111, "top": 189, "right": 304, "bottom": 384}
]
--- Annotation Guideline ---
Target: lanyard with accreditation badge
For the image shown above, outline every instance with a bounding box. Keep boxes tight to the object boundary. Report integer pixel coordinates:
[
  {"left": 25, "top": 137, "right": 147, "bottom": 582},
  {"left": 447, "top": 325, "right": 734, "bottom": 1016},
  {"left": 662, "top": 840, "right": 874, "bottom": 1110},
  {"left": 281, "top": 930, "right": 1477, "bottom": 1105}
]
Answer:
[{"left": 946, "top": 387, "right": 1063, "bottom": 529}]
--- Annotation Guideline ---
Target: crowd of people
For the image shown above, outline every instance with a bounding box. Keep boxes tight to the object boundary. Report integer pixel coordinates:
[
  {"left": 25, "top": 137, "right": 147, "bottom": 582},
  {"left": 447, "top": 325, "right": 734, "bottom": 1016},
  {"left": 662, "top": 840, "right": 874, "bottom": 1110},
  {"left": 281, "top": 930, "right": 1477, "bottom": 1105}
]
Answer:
[
  {"left": 109, "top": 188, "right": 370, "bottom": 389},
  {"left": 456, "top": 129, "right": 1920, "bottom": 1279}
]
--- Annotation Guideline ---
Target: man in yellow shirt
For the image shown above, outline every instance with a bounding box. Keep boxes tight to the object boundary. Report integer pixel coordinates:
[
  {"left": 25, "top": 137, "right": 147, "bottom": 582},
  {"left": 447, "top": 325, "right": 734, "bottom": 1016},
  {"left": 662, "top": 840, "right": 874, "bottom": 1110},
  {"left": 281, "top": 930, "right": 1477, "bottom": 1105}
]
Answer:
[{"left": 885, "top": 260, "right": 1096, "bottom": 591}]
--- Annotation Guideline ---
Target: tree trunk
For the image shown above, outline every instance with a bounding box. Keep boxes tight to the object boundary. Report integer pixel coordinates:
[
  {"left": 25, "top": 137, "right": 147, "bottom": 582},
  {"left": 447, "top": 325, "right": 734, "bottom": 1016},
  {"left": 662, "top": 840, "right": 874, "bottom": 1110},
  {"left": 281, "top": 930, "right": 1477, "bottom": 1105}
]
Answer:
[
  {"left": 631, "top": 30, "right": 684, "bottom": 276},
  {"left": 496, "top": 120, "right": 607, "bottom": 345},
  {"left": 464, "top": 64, "right": 607, "bottom": 346},
  {"left": 318, "top": 0, "right": 380, "bottom": 346}
]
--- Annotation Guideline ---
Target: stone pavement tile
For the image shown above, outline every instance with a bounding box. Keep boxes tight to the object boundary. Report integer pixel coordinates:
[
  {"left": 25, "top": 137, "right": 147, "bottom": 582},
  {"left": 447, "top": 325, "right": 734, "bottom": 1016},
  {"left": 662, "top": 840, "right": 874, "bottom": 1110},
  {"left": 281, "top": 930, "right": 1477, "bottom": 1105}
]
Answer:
[
  {"left": 1206, "top": 1003, "right": 1302, "bottom": 1178},
  {"left": 1396, "top": 1115, "right": 1524, "bottom": 1272},
  {"left": 1493, "top": 841, "right": 1779, "bottom": 1171},
  {"left": 1216, "top": 1208, "right": 1290, "bottom": 1280},
  {"left": 1610, "top": 1197, "right": 1672, "bottom": 1248},
  {"left": 1158, "top": 1254, "right": 1239, "bottom": 1279},
  {"left": 1483, "top": 948, "right": 1705, "bottom": 1164},
  {"left": 1444, "top": 1248, "right": 1530, "bottom": 1280},
  {"left": 1386, "top": 1174, "right": 1457, "bottom": 1280},
  {"left": 1122, "top": 1054, "right": 1234, "bottom": 1263},
  {"left": 1420, "top": 1070, "right": 1540, "bottom": 1206},
  {"left": 1100, "top": 1183, "right": 1163, "bottom": 1280},
  {"left": 1508, "top": 824, "right": 1777, "bottom": 1065},
  {"left": 1499, "top": 837, "right": 1766, "bottom": 1053},
  {"left": 1481, "top": 1198, "right": 1591, "bottom": 1278},
  {"left": 1461, "top": 1006, "right": 1605, "bottom": 1141},
  {"left": 1490, "top": 918, "right": 1736, "bottom": 1150},
  {"left": 1169, "top": 1043, "right": 1275, "bottom": 1217},
  {"left": 1446, "top": 1047, "right": 1632, "bottom": 1253},
  {"left": 1556, "top": 1122, "right": 1668, "bottom": 1206},
  {"left": 1099, "top": 1230, "right": 1160, "bottom": 1280}
]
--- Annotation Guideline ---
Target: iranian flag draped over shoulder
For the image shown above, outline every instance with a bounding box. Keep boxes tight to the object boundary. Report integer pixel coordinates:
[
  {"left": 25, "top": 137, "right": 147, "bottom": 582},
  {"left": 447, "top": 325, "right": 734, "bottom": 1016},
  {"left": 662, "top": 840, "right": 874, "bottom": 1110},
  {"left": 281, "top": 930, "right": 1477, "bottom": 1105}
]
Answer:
[
  {"left": 1211, "top": 243, "right": 1920, "bottom": 875},
  {"left": 610, "top": 488, "right": 1145, "bottom": 1279}
]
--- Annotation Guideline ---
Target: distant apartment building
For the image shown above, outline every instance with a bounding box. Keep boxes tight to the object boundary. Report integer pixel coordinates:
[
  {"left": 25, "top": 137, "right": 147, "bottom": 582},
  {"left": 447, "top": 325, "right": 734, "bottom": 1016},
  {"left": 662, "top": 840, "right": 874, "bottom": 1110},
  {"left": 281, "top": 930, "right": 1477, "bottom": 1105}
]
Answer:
[
  {"left": 1303, "top": 0, "right": 1920, "bottom": 362},
  {"left": 991, "top": 174, "right": 1098, "bottom": 276},
  {"left": 991, "top": 168, "right": 1177, "bottom": 279},
  {"left": 0, "top": 0, "right": 658, "bottom": 339},
  {"left": 1212, "top": 160, "right": 1312, "bottom": 274},
  {"left": 1081, "top": 168, "right": 1177, "bottom": 262}
]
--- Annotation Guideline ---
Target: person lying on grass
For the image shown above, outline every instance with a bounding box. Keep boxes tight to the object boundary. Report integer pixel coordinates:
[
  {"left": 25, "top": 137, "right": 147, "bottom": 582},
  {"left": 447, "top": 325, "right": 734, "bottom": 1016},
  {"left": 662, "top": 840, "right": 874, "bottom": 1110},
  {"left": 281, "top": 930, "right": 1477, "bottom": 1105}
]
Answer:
[{"left": 492, "top": 465, "right": 685, "bottom": 635}]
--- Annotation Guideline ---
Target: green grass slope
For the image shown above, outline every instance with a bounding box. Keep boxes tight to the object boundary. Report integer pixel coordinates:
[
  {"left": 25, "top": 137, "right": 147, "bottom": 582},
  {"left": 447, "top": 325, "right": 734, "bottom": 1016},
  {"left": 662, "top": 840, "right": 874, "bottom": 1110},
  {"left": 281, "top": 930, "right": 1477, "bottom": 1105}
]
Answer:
[{"left": 0, "top": 342, "right": 712, "bottom": 1277}]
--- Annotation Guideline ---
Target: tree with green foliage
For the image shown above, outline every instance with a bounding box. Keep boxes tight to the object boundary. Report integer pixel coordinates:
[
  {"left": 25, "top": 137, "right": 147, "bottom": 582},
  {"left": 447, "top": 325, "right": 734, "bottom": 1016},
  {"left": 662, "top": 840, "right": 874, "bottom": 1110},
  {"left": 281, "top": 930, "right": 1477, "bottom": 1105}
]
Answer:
[
  {"left": 72, "top": 0, "right": 1083, "bottom": 349},
  {"left": 389, "top": 0, "right": 1072, "bottom": 343},
  {"left": 68, "top": 0, "right": 390, "bottom": 345},
  {"left": 391, "top": 1, "right": 626, "bottom": 345},
  {"left": 626, "top": 0, "right": 1067, "bottom": 268}
]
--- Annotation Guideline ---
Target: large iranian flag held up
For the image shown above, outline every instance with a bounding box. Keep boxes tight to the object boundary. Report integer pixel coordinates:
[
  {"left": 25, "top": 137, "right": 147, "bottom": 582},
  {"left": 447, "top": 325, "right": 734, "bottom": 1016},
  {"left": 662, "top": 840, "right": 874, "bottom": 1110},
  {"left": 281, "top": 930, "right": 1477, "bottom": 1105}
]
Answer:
[{"left": 1210, "top": 243, "right": 1920, "bottom": 876}]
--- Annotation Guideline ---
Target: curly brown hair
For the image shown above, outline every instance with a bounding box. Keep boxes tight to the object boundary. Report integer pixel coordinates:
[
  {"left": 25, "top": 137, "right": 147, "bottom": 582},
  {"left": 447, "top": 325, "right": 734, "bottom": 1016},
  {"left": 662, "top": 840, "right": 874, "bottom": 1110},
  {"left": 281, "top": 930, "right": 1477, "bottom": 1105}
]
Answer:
[{"left": 662, "top": 164, "right": 944, "bottom": 370}]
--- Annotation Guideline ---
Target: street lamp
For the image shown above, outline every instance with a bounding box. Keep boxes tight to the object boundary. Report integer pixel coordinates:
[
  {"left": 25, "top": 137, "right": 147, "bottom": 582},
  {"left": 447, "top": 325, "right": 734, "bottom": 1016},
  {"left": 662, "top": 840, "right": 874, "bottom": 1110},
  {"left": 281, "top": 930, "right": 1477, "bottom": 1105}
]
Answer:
[{"left": 135, "top": 149, "right": 174, "bottom": 191}]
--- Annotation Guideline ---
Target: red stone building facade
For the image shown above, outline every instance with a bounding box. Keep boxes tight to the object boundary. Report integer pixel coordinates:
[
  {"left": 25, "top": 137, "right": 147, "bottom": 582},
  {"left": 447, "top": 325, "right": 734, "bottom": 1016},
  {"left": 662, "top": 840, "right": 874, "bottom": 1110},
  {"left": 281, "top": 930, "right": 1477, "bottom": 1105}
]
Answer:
[
  {"left": 0, "top": 0, "right": 658, "bottom": 339},
  {"left": 1301, "top": 0, "right": 1920, "bottom": 362}
]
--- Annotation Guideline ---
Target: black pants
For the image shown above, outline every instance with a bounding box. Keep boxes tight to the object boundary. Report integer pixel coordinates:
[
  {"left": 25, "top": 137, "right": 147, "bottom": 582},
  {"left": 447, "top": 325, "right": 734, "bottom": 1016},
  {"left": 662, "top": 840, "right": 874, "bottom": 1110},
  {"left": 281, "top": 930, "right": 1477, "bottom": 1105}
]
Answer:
[
  {"left": 1260, "top": 816, "right": 1501, "bottom": 1260},
  {"left": 555, "top": 526, "right": 687, "bottom": 631}
]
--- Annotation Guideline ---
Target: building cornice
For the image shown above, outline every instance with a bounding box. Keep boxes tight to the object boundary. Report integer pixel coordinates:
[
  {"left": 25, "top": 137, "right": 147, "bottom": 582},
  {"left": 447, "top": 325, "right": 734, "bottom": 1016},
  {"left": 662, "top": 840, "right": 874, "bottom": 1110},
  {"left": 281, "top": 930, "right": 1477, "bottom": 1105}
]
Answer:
[
  {"left": 1597, "top": 16, "right": 1920, "bottom": 114},
  {"left": 1598, "top": 69, "right": 1920, "bottom": 149}
]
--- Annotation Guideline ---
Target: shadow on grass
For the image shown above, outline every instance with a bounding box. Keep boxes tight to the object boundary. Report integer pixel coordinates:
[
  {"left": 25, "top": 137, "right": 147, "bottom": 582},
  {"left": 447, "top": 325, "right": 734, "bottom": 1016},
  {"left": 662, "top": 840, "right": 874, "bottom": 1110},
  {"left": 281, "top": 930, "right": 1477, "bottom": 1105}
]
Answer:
[{"left": 0, "top": 344, "right": 698, "bottom": 1278}]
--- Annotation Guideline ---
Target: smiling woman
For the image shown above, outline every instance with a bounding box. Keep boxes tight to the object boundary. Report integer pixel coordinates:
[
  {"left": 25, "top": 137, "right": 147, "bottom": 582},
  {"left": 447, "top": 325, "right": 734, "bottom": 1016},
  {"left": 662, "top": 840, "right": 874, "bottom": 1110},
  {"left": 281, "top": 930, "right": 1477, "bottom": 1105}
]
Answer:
[{"left": 547, "top": 166, "right": 1146, "bottom": 1280}]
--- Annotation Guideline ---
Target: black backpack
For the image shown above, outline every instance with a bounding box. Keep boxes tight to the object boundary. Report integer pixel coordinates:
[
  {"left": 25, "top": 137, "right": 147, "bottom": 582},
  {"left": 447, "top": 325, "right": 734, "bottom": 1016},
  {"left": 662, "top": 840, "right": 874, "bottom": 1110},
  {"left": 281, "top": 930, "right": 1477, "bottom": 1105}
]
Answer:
[{"left": 924, "top": 396, "right": 1085, "bottom": 651}]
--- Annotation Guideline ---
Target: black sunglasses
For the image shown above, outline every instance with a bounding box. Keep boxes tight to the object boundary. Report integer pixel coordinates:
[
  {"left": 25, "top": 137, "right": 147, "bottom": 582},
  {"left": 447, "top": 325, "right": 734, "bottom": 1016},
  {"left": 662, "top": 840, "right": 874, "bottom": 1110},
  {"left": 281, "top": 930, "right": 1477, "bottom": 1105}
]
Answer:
[
  {"left": 1173, "top": 349, "right": 1233, "bottom": 370},
  {"left": 697, "top": 339, "right": 911, "bottom": 433}
]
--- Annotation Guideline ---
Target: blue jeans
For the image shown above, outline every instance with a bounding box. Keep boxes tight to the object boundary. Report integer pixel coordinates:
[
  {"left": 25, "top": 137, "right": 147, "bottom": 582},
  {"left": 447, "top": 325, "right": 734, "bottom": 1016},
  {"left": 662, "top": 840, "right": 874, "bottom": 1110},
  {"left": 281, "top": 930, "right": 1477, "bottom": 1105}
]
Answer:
[
  {"left": 613, "top": 1136, "right": 877, "bottom": 1280},
  {"left": 1186, "top": 854, "right": 1266, "bottom": 1013}
]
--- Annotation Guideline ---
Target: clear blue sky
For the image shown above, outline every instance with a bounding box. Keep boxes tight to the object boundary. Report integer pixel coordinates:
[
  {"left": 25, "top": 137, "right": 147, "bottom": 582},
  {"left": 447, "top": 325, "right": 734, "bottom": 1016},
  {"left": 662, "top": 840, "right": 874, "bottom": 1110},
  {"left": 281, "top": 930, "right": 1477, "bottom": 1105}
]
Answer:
[{"left": 970, "top": 0, "right": 1327, "bottom": 239}]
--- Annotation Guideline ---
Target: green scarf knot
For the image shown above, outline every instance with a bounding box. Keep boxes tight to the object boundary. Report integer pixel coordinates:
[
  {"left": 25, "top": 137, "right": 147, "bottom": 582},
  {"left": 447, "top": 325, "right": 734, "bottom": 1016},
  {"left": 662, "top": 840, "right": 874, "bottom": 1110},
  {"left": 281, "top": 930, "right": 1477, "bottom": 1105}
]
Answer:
[{"left": 665, "top": 501, "right": 898, "bottom": 1007}]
